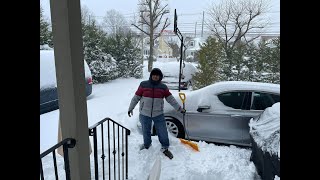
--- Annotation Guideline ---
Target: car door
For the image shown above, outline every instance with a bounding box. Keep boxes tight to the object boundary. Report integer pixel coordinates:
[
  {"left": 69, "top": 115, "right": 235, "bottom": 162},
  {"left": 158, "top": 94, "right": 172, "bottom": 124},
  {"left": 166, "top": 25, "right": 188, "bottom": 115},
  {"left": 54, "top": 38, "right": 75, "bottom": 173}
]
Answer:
[
  {"left": 186, "top": 91, "right": 252, "bottom": 146},
  {"left": 241, "top": 91, "right": 281, "bottom": 144}
]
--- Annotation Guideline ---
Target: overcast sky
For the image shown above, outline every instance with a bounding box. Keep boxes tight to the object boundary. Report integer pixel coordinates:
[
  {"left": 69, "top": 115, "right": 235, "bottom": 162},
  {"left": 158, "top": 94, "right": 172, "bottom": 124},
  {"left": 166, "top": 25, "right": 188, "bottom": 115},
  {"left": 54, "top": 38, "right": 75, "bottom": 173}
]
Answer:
[{"left": 41, "top": 0, "right": 279, "bottom": 36}]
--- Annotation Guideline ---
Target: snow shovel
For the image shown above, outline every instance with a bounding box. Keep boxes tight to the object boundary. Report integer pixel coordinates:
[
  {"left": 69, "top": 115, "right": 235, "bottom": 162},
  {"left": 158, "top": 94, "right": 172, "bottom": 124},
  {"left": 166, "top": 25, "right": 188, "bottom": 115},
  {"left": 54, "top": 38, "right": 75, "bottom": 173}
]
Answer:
[
  {"left": 147, "top": 156, "right": 161, "bottom": 180},
  {"left": 178, "top": 92, "right": 199, "bottom": 152}
]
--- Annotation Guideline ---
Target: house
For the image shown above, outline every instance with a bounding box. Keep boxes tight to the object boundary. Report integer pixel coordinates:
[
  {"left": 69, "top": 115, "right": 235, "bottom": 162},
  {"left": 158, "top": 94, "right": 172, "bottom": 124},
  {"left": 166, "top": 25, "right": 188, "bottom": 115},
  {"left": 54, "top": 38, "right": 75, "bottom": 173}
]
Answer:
[
  {"left": 185, "top": 37, "right": 206, "bottom": 61},
  {"left": 140, "top": 36, "right": 158, "bottom": 60},
  {"left": 260, "top": 35, "right": 279, "bottom": 48},
  {"left": 260, "top": 35, "right": 279, "bottom": 43},
  {"left": 144, "top": 29, "right": 177, "bottom": 61},
  {"left": 157, "top": 34, "right": 173, "bottom": 58}
]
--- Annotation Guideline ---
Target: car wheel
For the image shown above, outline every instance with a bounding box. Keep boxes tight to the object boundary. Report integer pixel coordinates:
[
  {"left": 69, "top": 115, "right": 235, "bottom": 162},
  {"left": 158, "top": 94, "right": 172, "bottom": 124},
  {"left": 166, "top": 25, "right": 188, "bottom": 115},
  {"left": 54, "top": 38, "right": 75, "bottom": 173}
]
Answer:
[{"left": 165, "top": 118, "right": 185, "bottom": 138}]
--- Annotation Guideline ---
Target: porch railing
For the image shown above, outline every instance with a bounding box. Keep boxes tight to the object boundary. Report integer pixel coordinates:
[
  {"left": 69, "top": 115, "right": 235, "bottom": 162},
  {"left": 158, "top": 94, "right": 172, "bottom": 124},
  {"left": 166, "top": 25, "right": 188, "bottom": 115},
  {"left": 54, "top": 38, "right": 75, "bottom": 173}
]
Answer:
[
  {"left": 40, "top": 138, "right": 76, "bottom": 180},
  {"left": 89, "top": 117, "right": 131, "bottom": 180},
  {"left": 40, "top": 117, "right": 131, "bottom": 180}
]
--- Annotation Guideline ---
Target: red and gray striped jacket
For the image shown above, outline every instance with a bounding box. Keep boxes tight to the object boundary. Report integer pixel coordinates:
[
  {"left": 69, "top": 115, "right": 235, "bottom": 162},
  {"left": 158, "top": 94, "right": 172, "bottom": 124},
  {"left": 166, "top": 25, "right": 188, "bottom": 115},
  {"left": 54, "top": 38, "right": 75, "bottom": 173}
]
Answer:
[{"left": 128, "top": 73, "right": 181, "bottom": 118}]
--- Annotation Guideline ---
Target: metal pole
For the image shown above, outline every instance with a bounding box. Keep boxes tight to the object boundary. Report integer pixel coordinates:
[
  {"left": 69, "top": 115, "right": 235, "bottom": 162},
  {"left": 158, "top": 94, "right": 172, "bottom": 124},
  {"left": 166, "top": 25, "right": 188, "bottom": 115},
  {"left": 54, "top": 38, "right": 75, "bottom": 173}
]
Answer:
[
  {"left": 93, "top": 128, "right": 99, "bottom": 180},
  {"left": 178, "top": 36, "right": 183, "bottom": 92},
  {"left": 125, "top": 130, "right": 129, "bottom": 180},
  {"left": 195, "top": 22, "right": 197, "bottom": 38},
  {"left": 201, "top": 11, "right": 204, "bottom": 37},
  {"left": 141, "top": 11, "right": 144, "bottom": 65}
]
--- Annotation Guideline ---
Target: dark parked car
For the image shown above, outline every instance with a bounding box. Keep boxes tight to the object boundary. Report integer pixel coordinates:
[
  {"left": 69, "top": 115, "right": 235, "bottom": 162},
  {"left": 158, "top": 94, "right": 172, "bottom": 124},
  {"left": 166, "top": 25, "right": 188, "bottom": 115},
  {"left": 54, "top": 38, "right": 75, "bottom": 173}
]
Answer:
[
  {"left": 40, "top": 50, "right": 93, "bottom": 114},
  {"left": 137, "top": 81, "right": 280, "bottom": 147}
]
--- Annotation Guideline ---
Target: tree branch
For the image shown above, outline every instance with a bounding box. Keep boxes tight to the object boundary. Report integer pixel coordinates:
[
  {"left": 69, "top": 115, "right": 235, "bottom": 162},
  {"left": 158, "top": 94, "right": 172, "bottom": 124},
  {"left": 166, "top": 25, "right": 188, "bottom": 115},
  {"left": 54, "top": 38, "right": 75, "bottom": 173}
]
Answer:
[
  {"left": 154, "top": 4, "right": 168, "bottom": 20},
  {"left": 207, "top": 0, "right": 268, "bottom": 51},
  {"left": 153, "top": 0, "right": 160, "bottom": 16},
  {"left": 227, "top": 12, "right": 241, "bottom": 43},
  {"left": 154, "top": 18, "right": 169, "bottom": 40},
  {"left": 154, "top": 12, "right": 166, "bottom": 29},
  {"left": 140, "top": 13, "right": 151, "bottom": 26},
  {"left": 131, "top": 24, "right": 150, "bottom": 36},
  {"left": 243, "top": 34, "right": 260, "bottom": 46}
]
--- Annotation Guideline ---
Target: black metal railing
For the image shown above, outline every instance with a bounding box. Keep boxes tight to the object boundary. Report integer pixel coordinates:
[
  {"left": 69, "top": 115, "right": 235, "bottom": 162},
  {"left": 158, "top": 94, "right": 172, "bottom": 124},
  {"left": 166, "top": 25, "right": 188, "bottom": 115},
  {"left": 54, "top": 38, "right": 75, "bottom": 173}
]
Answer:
[
  {"left": 40, "top": 138, "right": 76, "bottom": 180},
  {"left": 89, "top": 117, "right": 131, "bottom": 180}
]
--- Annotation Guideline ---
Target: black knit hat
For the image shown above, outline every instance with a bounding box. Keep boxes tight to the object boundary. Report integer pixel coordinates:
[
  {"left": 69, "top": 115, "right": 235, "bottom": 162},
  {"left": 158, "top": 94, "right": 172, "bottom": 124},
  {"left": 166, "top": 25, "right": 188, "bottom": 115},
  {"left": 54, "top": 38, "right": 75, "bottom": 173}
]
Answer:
[{"left": 150, "top": 68, "right": 163, "bottom": 81}]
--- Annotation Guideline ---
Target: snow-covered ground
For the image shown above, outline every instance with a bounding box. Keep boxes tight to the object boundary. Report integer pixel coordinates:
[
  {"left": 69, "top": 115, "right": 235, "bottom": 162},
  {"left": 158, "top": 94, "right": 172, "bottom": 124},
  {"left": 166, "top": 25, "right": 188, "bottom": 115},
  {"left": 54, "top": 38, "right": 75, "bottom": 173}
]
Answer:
[{"left": 40, "top": 61, "right": 263, "bottom": 180}]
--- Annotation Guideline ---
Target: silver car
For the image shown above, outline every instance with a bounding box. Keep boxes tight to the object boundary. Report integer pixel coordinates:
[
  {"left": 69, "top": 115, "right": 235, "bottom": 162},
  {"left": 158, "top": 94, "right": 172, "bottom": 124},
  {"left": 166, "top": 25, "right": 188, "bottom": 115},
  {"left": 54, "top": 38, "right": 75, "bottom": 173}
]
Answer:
[{"left": 137, "top": 81, "right": 280, "bottom": 147}]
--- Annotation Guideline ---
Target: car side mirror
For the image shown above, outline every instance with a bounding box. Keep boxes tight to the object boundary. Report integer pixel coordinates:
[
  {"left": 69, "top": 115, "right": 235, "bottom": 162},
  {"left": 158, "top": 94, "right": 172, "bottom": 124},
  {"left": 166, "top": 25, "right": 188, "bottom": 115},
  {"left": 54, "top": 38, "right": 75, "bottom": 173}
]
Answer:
[{"left": 197, "top": 105, "right": 211, "bottom": 112}]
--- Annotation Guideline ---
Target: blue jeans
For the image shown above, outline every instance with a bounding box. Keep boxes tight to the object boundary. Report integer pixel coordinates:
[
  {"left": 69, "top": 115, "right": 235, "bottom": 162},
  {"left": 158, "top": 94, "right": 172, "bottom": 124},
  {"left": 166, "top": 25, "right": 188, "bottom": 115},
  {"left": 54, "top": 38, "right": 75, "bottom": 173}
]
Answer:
[{"left": 139, "top": 114, "right": 169, "bottom": 149}]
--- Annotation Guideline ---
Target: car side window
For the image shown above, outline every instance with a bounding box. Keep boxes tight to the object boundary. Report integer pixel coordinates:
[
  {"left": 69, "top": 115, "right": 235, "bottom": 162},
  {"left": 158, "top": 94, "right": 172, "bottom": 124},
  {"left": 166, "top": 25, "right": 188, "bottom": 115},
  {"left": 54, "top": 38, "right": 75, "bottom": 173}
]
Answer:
[
  {"left": 251, "top": 92, "right": 280, "bottom": 110},
  {"left": 270, "top": 94, "right": 280, "bottom": 103},
  {"left": 217, "top": 91, "right": 250, "bottom": 110}
]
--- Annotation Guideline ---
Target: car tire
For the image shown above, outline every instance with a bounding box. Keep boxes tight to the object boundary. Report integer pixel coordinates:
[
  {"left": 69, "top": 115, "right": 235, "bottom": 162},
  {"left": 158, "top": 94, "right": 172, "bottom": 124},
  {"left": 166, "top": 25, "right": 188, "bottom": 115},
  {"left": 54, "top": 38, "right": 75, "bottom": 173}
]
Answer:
[{"left": 165, "top": 118, "right": 185, "bottom": 138}]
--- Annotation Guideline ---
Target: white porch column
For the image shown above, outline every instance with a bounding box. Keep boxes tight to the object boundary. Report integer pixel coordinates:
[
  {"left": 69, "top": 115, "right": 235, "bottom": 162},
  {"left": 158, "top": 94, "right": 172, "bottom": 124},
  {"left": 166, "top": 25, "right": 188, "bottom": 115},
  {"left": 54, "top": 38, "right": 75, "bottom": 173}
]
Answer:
[{"left": 49, "top": 0, "right": 91, "bottom": 179}]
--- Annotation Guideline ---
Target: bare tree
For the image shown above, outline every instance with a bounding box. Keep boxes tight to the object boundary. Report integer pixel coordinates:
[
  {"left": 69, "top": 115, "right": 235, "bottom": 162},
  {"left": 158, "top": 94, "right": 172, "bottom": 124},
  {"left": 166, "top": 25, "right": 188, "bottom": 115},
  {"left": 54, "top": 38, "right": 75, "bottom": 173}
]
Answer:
[
  {"left": 81, "top": 6, "right": 92, "bottom": 25},
  {"left": 206, "top": 0, "right": 269, "bottom": 58},
  {"left": 81, "top": 6, "right": 101, "bottom": 27},
  {"left": 103, "top": 9, "right": 130, "bottom": 35},
  {"left": 132, "top": 0, "right": 170, "bottom": 72}
]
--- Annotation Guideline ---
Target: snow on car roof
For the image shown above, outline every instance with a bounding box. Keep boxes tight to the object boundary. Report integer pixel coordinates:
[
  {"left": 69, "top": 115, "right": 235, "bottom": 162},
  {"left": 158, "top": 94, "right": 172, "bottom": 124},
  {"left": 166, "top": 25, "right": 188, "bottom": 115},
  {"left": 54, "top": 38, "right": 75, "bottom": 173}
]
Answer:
[
  {"left": 194, "top": 81, "right": 279, "bottom": 109},
  {"left": 40, "top": 50, "right": 57, "bottom": 89},
  {"left": 201, "top": 81, "right": 280, "bottom": 94},
  {"left": 153, "top": 61, "right": 197, "bottom": 78},
  {"left": 40, "top": 50, "right": 92, "bottom": 90},
  {"left": 249, "top": 102, "right": 280, "bottom": 158},
  {"left": 167, "top": 81, "right": 280, "bottom": 112}
]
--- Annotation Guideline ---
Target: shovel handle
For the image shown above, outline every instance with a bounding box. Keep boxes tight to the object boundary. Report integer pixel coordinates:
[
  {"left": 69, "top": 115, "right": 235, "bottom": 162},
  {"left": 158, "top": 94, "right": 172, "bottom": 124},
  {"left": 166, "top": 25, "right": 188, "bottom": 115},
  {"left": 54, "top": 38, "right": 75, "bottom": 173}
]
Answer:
[
  {"left": 179, "top": 93, "right": 186, "bottom": 104},
  {"left": 179, "top": 92, "right": 188, "bottom": 139}
]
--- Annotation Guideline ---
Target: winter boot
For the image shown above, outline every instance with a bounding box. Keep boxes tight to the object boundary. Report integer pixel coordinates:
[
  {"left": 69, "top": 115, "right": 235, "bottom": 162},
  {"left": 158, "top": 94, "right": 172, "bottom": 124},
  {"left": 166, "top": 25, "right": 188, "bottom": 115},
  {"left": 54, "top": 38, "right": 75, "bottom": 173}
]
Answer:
[
  {"left": 161, "top": 148, "right": 173, "bottom": 159},
  {"left": 139, "top": 144, "right": 151, "bottom": 151}
]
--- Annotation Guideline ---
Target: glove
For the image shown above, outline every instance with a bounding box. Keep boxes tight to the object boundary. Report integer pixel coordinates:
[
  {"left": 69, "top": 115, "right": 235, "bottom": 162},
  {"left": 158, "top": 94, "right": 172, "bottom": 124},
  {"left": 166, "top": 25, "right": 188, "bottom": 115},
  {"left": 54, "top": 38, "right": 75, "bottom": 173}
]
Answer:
[
  {"left": 180, "top": 108, "right": 186, "bottom": 114},
  {"left": 128, "top": 110, "right": 133, "bottom": 117}
]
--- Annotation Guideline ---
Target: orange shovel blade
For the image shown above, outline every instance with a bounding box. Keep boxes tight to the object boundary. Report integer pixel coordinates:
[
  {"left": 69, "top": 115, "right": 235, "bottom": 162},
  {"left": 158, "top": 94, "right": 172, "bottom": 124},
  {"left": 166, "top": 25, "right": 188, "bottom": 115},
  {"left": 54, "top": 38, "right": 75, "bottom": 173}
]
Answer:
[{"left": 179, "top": 138, "right": 199, "bottom": 152}]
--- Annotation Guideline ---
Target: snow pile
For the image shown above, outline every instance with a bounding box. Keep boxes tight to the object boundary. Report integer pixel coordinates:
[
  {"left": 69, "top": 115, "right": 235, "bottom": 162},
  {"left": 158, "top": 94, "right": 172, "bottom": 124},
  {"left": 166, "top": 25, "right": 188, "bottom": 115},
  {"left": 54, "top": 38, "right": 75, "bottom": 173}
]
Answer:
[{"left": 249, "top": 102, "right": 280, "bottom": 157}]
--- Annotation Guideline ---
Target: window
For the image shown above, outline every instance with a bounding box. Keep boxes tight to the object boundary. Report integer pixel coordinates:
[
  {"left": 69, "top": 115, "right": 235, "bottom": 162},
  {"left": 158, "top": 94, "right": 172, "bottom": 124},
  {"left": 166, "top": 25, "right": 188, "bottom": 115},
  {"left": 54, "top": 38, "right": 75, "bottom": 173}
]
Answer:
[
  {"left": 191, "top": 52, "right": 194, "bottom": 56},
  {"left": 251, "top": 92, "right": 280, "bottom": 110},
  {"left": 190, "top": 41, "right": 194, "bottom": 47},
  {"left": 218, "top": 91, "right": 251, "bottom": 110},
  {"left": 270, "top": 94, "right": 280, "bottom": 103}
]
